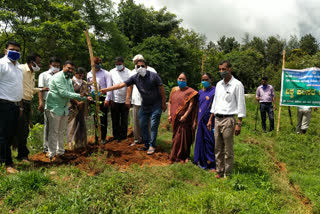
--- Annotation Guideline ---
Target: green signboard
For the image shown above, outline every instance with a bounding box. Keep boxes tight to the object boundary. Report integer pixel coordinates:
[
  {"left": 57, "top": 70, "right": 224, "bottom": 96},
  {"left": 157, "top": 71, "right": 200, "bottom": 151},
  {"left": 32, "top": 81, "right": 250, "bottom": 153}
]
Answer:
[{"left": 281, "top": 67, "right": 320, "bottom": 107}]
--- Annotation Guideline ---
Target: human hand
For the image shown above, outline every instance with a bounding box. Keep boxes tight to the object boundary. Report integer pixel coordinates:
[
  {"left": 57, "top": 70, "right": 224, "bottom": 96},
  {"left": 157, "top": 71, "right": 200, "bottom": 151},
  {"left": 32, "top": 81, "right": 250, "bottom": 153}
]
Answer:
[
  {"left": 100, "top": 88, "right": 108, "bottom": 94},
  {"left": 206, "top": 120, "right": 212, "bottom": 131},
  {"left": 273, "top": 104, "right": 277, "bottom": 111},
  {"left": 168, "top": 115, "right": 172, "bottom": 123},
  {"left": 87, "top": 96, "right": 93, "bottom": 102},
  {"left": 38, "top": 103, "right": 44, "bottom": 112},
  {"left": 234, "top": 124, "right": 241, "bottom": 136},
  {"left": 41, "top": 87, "right": 49, "bottom": 92},
  {"left": 125, "top": 100, "right": 131, "bottom": 109},
  {"left": 104, "top": 100, "right": 110, "bottom": 108},
  {"left": 179, "top": 115, "right": 187, "bottom": 122},
  {"left": 161, "top": 102, "right": 167, "bottom": 112}
]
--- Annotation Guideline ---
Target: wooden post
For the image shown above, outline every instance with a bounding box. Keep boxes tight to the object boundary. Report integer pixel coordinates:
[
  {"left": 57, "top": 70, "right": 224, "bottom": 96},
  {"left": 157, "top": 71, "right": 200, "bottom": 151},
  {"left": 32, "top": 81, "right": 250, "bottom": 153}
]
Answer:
[
  {"left": 276, "top": 50, "right": 286, "bottom": 135},
  {"left": 84, "top": 30, "right": 102, "bottom": 148}
]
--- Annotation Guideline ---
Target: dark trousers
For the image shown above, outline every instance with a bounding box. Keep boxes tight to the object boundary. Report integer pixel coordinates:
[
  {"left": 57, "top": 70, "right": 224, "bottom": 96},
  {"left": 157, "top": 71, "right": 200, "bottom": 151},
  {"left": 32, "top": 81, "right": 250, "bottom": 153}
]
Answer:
[
  {"left": 94, "top": 97, "right": 109, "bottom": 141},
  {"left": 260, "top": 102, "right": 274, "bottom": 132},
  {"left": 0, "top": 101, "right": 19, "bottom": 166},
  {"left": 111, "top": 102, "right": 129, "bottom": 141},
  {"left": 13, "top": 101, "right": 31, "bottom": 159}
]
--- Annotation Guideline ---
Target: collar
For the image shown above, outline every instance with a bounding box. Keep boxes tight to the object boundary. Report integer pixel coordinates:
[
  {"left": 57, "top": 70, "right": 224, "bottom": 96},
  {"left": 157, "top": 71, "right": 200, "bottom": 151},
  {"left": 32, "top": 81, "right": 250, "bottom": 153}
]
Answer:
[
  {"left": 222, "top": 75, "right": 234, "bottom": 86},
  {"left": 4, "top": 55, "right": 20, "bottom": 66}
]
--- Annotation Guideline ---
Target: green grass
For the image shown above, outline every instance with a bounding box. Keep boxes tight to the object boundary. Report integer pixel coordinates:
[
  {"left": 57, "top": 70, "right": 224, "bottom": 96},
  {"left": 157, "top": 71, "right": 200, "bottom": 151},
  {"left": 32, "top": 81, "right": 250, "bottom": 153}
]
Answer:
[{"left": 1, "top": 95, "right": 319, "bottom": 213}]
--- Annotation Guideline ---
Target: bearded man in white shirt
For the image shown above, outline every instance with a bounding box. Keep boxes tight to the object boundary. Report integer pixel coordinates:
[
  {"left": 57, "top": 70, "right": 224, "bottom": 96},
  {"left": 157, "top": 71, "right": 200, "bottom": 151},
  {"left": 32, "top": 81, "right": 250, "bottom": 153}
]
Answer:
[
  {"left": 207, "top": 60, "right": 246, "bottom": 179},
  {"left": 109, "top": 56, "right": 131, "bottom": 142}
]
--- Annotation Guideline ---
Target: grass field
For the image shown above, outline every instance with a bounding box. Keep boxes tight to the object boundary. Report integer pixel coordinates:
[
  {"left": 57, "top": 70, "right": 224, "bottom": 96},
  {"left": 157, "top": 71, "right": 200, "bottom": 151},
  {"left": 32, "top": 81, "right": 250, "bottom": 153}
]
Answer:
[{"left": 0, "top": 95, "right": 319, "bottom": 213}]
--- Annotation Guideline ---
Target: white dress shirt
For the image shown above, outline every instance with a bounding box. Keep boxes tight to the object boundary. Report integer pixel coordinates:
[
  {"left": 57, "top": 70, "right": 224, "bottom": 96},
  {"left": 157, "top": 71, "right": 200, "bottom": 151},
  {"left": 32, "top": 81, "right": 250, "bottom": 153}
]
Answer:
[
  {"left": 109, "top": 67, "right": 131, "bottom": 103},
  {"left": 130, "top": 66, "right": 157, "bottom": 106},
  {"left": 210, "top": 76, "right": 246, "bottom": 118},
  {"left": 0, "top": 56, "right": 23, "bottom": 102},
  {"left": 38, "top": 70, "right": 56, "bottom": 100}
]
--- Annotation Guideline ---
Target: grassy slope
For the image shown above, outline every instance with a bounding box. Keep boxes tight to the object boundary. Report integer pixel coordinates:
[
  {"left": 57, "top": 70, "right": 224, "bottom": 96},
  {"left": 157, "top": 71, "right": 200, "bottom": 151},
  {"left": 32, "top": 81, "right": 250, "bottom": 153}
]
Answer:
[{"left": 0, "top": 96, "right": 319, "bottom": 213}]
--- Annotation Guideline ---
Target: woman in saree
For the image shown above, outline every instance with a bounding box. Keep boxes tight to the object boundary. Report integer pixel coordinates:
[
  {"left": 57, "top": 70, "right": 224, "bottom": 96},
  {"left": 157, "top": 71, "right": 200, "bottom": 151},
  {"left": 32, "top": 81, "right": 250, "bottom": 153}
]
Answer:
[
  {"left": 67, "top": 67, "right": 89, "bottom": 149},
  {"left": 194, "top": 73, "right": 216, "bottom": 171},
  {"left": 168, "top": 73, "right": 198, "bottom": 163}
]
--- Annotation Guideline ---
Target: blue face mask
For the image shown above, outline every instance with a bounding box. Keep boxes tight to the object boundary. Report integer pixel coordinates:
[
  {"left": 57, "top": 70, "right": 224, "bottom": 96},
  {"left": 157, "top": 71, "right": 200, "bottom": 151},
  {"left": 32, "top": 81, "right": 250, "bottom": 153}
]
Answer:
[
  {"left": 201, "top": 81, "right": 210, "bottom": 88},
  {"left": 7, "top": 50, "right": 21, "bottom": 61},
  {"left": 178, "top": 80, "right": 187, "bottom": 88}
]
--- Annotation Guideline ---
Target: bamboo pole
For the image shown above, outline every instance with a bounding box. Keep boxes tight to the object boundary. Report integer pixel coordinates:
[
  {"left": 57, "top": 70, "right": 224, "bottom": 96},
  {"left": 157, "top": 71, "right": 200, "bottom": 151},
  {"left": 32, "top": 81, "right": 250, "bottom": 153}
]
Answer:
[
  {"left": 276, "top": 50, "right": 286, "bottom": 135},
  {"left": 84, "top": 30, "right": 102, "bottom": 148}
]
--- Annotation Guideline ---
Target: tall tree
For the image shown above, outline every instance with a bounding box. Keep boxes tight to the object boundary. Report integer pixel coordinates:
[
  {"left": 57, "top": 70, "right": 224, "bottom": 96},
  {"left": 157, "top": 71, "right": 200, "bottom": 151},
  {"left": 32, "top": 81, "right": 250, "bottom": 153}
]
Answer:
[
  {"left": 265, "top": 36, "right": 285, "bottom": 66},
  {"left": 217, "top": 36, "right": 240, "bottom": 54},
  {"left": 299, "top": 34, "right": 318, "bottom": 55}
]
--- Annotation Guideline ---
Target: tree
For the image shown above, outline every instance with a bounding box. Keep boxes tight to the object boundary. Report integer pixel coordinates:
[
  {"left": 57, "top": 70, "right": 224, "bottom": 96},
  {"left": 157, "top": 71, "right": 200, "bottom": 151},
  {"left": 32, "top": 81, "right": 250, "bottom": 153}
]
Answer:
[
  {"left": 265, "top": 36, "right": 285, "bottom": 66},
  {"left": 299, "top": 34, "right": 318, "bottom": 55},
  {"left": 217, "top": 36, "right": 240, "bottom": 54},
  {"left": 285, "top": 35, "right": 299, "bottom": 55}
]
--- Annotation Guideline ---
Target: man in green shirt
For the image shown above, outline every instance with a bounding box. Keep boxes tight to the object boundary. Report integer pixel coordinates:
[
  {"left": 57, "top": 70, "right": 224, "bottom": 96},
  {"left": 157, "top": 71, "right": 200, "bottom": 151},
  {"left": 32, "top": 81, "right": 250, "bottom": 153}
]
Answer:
[{"left": 45, "top": 60, "right": 92, "bottom": 161}]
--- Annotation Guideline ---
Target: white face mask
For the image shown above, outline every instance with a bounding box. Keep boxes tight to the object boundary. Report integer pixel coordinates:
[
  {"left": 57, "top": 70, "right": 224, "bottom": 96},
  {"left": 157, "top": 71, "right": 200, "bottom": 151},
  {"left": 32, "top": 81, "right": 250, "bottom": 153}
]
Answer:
[
  {"left": 73, "top": 76, "right": 83, "bottom": 86},
  {"left": 32, "top": 62, "right": 40, "bottom": 72},
  {"left": 137, "top": 67, "right": 147, "bottom": 77},
  {"left": 50, "top": 66, "right": 60, "bottom": 73},
  {"left": 116, "top": 64, "right": 124, "bottom": 71}
]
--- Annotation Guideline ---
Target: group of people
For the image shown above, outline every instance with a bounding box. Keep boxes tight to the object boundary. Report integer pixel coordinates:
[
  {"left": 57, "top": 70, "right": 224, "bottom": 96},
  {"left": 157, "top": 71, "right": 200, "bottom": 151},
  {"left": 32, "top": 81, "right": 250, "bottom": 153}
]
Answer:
[
  {"left": 1, "top": 40, "right": 314, "bottom": 178},
  {"left": 167, "top": 61, "right": 246, "bottom": 178}
]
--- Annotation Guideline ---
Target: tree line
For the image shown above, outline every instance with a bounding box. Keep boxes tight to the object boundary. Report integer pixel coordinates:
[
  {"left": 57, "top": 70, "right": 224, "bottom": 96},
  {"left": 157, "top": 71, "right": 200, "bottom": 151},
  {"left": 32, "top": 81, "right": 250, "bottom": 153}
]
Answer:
[{"left": 1, "top": 0, "right": 320, "bottom": 93}]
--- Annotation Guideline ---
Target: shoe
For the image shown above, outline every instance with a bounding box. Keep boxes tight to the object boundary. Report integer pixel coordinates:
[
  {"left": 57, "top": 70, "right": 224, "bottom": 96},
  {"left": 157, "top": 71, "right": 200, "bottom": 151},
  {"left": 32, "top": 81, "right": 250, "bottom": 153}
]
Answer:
[
  {"left": 129, "top": 142, "right": 136, "bottom": 146},
  {"left": 215, "top": 174, "right": 223, "bottom": 179},
  {"left": 137, "top": 146, "right": 148, "bottom": 151},
  {"left": 50, "top": 156, "right": 63, "bottom": 163},
  {"left": 6, "top": 166, "right": 19, "bottom": 174},
  {"left": 147, "top": 147, "right": 156, "bottom": 155},
  {"left": 101, "top": 140, "right": 107, "bottom": 145},
  {"left": 17, "top": 156, "right": 30, "bottom": 163}
]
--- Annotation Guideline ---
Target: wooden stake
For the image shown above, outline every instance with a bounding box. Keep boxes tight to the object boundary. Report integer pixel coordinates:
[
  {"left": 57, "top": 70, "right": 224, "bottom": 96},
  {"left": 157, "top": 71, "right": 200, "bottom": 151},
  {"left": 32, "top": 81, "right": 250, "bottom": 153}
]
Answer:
[
  {"left": 277, "top": 50, "right": 286, "bottom": 135},
  {"left": 84, "top": 30, "right": 102, "bottom": 148}
]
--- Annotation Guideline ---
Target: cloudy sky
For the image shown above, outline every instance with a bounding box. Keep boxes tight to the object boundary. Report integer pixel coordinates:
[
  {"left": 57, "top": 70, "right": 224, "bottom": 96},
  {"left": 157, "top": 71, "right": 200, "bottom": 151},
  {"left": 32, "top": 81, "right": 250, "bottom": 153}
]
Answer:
[{"left": 115, "top": 0, "right": 320, "bottom": 43}]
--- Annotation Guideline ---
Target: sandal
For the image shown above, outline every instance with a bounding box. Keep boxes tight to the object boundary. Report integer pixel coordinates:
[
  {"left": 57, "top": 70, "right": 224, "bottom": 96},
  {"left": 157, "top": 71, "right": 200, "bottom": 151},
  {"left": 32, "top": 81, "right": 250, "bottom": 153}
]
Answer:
[{"left": 147, "top": 147, "right": 155, "bottom": 155}]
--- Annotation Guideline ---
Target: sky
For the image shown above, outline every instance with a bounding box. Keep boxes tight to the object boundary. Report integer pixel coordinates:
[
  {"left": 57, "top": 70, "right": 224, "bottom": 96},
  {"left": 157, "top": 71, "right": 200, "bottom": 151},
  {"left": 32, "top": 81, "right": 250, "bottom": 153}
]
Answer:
[{"left": 114, "top": 0, "right": 320, "bottom": 43}]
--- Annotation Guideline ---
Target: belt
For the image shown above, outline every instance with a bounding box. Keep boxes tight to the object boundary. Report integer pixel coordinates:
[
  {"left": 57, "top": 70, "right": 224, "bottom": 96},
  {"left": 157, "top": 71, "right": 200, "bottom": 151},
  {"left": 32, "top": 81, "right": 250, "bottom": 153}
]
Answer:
[
  {"left": 0, "top": 99, "right": 20, "bottom": 106},
  {"left": 215, "top": 114, "right": 235, "bottom": 118},
  {"left": 260, "top": 102, "right": 272, "bottom": 104},
  {"left": 22, "top": 99, "right": 32, "bottom": 104}
]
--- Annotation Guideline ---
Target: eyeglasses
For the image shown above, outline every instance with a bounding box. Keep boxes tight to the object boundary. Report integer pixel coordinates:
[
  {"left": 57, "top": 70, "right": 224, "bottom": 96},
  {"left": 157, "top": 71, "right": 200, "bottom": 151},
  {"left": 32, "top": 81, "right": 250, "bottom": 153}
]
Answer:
[{"left": 137, "top": 65, "right": 145, "bottom": 68}]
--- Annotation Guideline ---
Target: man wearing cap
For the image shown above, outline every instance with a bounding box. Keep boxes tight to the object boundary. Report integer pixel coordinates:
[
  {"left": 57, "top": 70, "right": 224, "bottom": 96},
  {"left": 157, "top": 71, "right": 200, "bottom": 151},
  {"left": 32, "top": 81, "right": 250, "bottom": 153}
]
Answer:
[
  {"left": 0, "top": 41, "right": 23, "bottom": 173},
  {"left": 126, "top": 54, "right": 157, "bottom": 146},
  {"left": 87, "top": 56, "right": 112, "bottom": 144}
]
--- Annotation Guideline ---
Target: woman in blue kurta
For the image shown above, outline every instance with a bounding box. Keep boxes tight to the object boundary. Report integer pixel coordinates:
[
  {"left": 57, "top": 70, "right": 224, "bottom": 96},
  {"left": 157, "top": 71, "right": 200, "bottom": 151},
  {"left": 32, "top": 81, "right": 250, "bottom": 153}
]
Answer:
[{"left": 194, "top": 73, "right": 216, "bottom": 171}]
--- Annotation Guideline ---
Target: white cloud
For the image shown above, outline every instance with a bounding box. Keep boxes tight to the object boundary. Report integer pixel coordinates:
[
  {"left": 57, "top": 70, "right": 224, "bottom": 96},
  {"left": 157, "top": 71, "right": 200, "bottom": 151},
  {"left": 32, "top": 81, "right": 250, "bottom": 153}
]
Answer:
[{"left": 114, "top": 0, "right": 320, "bottom": 43}]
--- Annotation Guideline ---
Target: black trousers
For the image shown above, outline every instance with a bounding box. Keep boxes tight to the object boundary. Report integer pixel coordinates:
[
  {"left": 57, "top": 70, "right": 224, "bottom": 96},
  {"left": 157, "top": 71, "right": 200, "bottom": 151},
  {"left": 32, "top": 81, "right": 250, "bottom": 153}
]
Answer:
[
  {"left": 14, "top": 101, "right": 31, "bottom": 159},
  {"left": 111, "top": 102, "right": 129, "bottom": 141},
  {"left": 94, "top": 97, "right": 109, "bottom": 141},
  {"left": 260, "top": 102, "right": 274, "bottom": 132},
  {"left": 0, "top": 101, "right": 19, "bottom": 166}
]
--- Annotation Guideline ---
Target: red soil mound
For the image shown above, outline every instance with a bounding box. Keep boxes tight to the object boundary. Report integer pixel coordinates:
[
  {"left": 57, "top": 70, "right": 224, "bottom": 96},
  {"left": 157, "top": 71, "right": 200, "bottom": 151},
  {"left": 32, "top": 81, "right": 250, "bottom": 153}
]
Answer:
[{"left": 29, "top": 132, "right": 170, "bottom": 175}]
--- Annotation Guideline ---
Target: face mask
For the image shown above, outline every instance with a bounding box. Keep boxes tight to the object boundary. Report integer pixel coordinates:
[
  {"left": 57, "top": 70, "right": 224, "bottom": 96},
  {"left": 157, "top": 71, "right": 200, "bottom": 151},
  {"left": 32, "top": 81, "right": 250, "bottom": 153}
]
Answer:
[
  {"left": 116, "top": 64, "right": 124, "bottom": 71},
  {"left": 64, "top": 71, "right": 73, "bottom": 79},
  {"left": 137, "top": 67, "right": 147, "bottom": 77},
  {"left": 178, "top": 80, "right": 187, "bottom": 88},
  {"left": 7, "top": 50, "right": 21, "bottom": 61},
  {"left": 31, "top": 62, "right": 40, "bottom": 72},
  {"left": 95, "top": 63, "right": 102, "bottom": 70},
  {"left": 50, "top": 66, "right": 60, "bottom": 73},
  {"left": 262, "top": 85, "right": 268, "bottom": 89},
  {"left": 220, "top": 71, "right": 229, "bottom": 79},
  {"left": 201, "top": 81, "right": 210, "bottom": 88}
]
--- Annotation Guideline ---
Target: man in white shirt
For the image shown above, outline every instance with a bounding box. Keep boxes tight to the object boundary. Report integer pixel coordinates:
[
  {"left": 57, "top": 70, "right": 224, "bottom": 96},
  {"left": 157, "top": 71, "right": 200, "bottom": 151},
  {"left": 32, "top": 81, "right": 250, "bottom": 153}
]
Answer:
[
  {"left": 0, "top": 41, "right": 23, "bottom": 174},
  {"left": 38, "top": 57, "right": 61, "bottom": 153},
  {"left": 87, "top": 56, "right": 112, "bottom": 144},
  {"left": 109, "top": 57, "right": 131, "bottom": 141},
  {"left": 207, "top": 60, "right": 246, "bottom": 178},
  {"left": 126, "top": 54, "right": 157, "bottom": 146}
]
